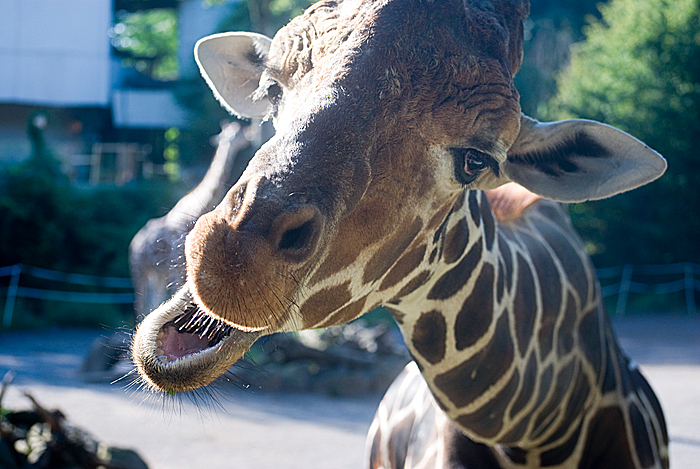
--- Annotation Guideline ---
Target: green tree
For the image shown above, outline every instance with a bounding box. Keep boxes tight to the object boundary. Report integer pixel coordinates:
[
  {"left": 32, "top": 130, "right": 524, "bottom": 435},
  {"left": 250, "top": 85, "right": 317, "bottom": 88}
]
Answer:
[
  {"left": 111, "top": 8, "right": 179, "bottom": 81},
  {"left": 516, "top": 0, "right": 604, "bottom": 116},
  {"left": 542, "top": 0, "right": 700, "bottom": 266}
]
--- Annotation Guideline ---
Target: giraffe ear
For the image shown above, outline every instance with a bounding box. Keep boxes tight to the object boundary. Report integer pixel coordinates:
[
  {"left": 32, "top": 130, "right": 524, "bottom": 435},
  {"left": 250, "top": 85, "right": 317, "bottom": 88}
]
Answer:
[
  {"left": 501, "top": 115, "right": 667, "bottom": 203},
  {"left": 195, "top": 32, "right": 273, "bottom": 119}
]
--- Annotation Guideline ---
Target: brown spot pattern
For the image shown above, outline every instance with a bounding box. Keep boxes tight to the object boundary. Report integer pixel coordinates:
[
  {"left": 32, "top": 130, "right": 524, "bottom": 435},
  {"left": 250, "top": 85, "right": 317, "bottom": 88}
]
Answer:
[
  {"left": 601, "top": 339, "right": 618, "bottom": 393},
  {"left": 533, "top": 360, "right": 575, "bottom": 439},
  {"left": 391, "top": 269, "right": 432, "bottom": 302},
  {"left": 537, "top": 364, "right": 554, "bottom": 409},
  {"left": 300, "top": 282, "right": 352, "bottom": 327},
  {"left": 427, "top": 200, "right": 457, "bottom": 233},
  {"left": 427, "top": 238, "right": 483, "bottom": 300},
  {"left": 578, "top": 309, "right": 603, "bottom": 380},
  {"left": 468, "top": 191, "right": 481, "bottom": 227},
  {"left": 502, "top": 446, "right": 527, "bottom": 465},
  {"left": 456, "top": 370, "right": 520, "bottom": 438},
  {"left": 323, "top": 296, "right": 368, "bottom": 326},
  {"left": 434, "top": 313, "right": 513, "bottom": 408},
  {"left": 480, "top": 193, "right": 496, "bottom": 251},
  {"left": 363, "top": 217, "right": 423, "bottom": 285},
  {"left": 379, "top": 244, "right": 427, "bottom": 291},
  {"left": 540, "top": 222, "right": 589, "bottom": 304},
  {"left": 498, "top": 231, "right": 514, "bottom": 292},
  {"left": 539, "top": 317, "right": 556, "bottom": 360},
  {"left": 384, "top": 306, "right": 405, "bottom": 324},
  {"left": 524, "top": 232, "right": 563, "bottom": 357},
  {"left": 454, "top": 263, "right": 495, "bottom": 351},
  {"left": 443, "top": 218, "right": 469, "bottom": 264},
  {"left": 629, "top": 366, "right": 669, "bottom": 451},
  {"left": 513, "top": 253, "right": 536, "bottom": 357},
  {"left": 540, "top": 421, "right": 583, "bottom": 467},
  {"left": 496, "top": 260, "right": 505, "bottom": 302},
  {"left": 543, "top": 369, "right": 590, "bottom": 446},
  {"left": 617, "top": 354, "right": 633, "bottom": 396},
  {"left": 310, "top": 237, "right": 360, "bottom": 285},
  {"left": 629, "top": 403, "right": 656, "bottom": 467},
  {"left": 412, "top": 310, "right": 447, "bottom": 365},
  {"left": 579, "top": 407, "right": 636, "bottom": 469},
  {"left": 500, "top": 417, "right": 530, "bottom": 445},
  {"left": 557, "top": 293, "right": 577, "bottom": 357},
  {"left": 429, "top": 248, "right": 438, "bottom": 264},
  {"left": 510, "top": 352, "right": 538, "bottom": 419}
]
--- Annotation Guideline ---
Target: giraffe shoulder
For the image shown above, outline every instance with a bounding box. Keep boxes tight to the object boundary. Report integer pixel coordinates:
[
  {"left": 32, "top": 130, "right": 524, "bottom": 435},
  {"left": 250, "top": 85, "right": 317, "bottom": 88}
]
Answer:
[{"left": 484, "top": 183, "right": 542, "bottom": 223}]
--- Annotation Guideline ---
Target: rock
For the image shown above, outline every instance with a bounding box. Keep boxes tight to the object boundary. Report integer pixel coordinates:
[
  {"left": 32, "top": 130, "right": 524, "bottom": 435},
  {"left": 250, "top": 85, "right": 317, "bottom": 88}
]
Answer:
[
  {"left": 98, "top": 444, "right": 150, "bottom": 469},
  {"left": 0, "top": 385, "right": 150, "bottom": 469}
]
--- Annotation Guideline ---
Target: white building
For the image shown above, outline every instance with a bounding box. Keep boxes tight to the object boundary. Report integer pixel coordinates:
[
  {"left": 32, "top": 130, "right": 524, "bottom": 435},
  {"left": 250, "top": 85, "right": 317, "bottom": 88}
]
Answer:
[
  {"left": 0, "top": 0, "right": 113, "bottom": 107},
  {"left": 0, "top": 0, "right": 236, "bottom": 177}
]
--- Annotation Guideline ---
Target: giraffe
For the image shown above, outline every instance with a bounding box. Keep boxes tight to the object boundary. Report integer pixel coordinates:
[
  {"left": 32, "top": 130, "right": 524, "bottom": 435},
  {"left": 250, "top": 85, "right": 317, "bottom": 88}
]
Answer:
[
  {"left": 130, "top": 0, "right": 669, "bottom": 467},
  {"left": 128, "top": 121, "right": 252, "bottom": 321}
]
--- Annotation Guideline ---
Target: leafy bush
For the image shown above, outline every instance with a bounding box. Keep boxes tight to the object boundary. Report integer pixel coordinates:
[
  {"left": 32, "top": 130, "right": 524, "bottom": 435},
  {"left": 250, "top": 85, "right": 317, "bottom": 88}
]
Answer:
[
  {"left": 0, "top": 157, "right": 180, "bottom": 278},
  {"left": 542, "top": 0, "right": 700, "bottom": 266}
]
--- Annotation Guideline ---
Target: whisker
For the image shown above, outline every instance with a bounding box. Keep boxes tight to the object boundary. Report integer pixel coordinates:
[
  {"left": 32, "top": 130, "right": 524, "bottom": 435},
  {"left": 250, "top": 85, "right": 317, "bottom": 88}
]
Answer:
[{"left": 252, "top": 277, "right": 280, "bottom": 325}]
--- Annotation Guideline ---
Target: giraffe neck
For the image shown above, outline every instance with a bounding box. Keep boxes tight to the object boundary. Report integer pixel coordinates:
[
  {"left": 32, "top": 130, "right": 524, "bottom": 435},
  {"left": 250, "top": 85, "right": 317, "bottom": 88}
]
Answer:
[
  {"left": 170, "top": 123, "right": 247, "bottom": 222},
  {"left": 384, "top": 189, "right": 605, "bottom": 450}
]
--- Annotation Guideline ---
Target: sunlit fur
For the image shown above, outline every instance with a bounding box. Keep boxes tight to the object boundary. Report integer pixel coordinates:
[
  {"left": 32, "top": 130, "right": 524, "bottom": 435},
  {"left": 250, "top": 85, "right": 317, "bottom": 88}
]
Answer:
[{"left": 130, "top": 0, "right": 668, "bottom": 467}]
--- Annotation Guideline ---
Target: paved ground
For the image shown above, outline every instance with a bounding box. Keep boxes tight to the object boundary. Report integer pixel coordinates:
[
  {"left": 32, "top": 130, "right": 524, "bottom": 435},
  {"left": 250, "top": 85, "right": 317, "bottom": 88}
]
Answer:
[{"left": 1, "top": 315, "right": 698, "bottom": 468}]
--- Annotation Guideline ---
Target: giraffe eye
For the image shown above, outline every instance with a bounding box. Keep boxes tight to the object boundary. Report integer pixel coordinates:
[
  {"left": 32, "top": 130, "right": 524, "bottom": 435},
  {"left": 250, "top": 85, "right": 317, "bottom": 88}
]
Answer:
[
  {"left": 267, "top": 82, "right": 283, "bottom": 106},
  {"left": 253, "top": 77, "right": 284, "bottom": 111},
  {"left": 451, "top": 148, "right": 499, "bottom": 185},
  {"left": 464, "top": 149, "right": 489, "bottom": 175}
]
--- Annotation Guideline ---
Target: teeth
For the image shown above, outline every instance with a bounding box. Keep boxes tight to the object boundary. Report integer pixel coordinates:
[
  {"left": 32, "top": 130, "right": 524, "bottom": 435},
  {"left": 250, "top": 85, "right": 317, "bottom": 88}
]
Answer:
[{"left": 156, "top": 330, "right": 168, "bottom": 362}]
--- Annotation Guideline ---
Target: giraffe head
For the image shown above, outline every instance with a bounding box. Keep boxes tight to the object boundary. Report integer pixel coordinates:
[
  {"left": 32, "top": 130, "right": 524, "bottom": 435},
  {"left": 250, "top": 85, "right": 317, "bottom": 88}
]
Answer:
[{"left": 132, "top": 0, "right": 665, "bottom": 393}]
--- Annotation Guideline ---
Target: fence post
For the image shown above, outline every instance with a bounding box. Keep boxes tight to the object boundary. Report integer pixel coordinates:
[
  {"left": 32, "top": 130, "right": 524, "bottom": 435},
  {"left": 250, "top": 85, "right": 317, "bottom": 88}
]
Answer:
[
  {"left": 685, "top": 262, "right": 697, "bottom": 316},
  {"left": 3, "top": 264, "right": 22, "bottom": 328},
  {"left": 615, "top": 264, "right": 634, "bottom": 316}
]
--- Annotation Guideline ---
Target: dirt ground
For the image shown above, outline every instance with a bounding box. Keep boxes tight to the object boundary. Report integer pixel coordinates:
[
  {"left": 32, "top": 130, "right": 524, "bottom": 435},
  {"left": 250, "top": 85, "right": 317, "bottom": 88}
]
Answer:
[{"left": 1, "top": 315, "right": 699, "bottom": 469}]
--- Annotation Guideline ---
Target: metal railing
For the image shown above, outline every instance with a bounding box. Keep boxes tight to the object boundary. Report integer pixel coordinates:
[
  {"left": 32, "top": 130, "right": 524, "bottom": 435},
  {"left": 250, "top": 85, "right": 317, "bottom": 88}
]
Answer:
[
  {"left": 597, "top": 262, "right": 700, "bottom": 316},
  {"left": 2, "top": 262, "right": 698, "bottom": 327},
  {"left": 0, "top": 264, "right": 134, "bottom": 328}
]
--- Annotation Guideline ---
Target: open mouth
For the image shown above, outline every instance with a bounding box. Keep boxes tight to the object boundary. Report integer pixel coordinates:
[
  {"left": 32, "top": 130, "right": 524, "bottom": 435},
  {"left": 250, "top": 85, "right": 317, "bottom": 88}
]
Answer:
[
  {"left": 156, "top": 303, "right": 233, "bottom": 363},
  {"left": 132, "top": 283, "right": 263, "bottom": 393}
]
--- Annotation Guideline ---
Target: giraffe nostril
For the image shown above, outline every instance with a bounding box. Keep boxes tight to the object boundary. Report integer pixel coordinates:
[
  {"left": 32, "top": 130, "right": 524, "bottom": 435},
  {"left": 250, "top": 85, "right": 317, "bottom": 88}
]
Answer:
[
  {"left": 277, "top": 219, "right": 316, "bottom": 252},
  {"left": 272, "top": 205, "right": 322, "bottom": 260}
]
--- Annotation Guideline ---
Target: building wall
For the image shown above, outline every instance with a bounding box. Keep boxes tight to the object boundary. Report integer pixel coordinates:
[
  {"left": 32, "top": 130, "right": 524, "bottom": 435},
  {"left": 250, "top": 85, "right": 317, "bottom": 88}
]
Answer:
[{"left": 0, "top": 0, "right": 112, "bottom": 107}]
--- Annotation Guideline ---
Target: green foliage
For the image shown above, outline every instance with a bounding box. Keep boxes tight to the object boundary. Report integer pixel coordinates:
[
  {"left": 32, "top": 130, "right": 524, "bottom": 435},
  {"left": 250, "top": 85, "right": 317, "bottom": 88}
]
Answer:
[
  {"left": 0, "top": 157, "right": 181, "bottom": 278},
  {"left": 541, "top": 0, "right": 700, "bottom": 266},
  {"left": 516, "top": 0, "right": 603, "bottom": 116},
  {"left": 110, "top": 8, "right": 179, "bottom": 81},
  {"left": 217, "top": 0, "right": 315, "bottom": 35},
  {"left": 0, "top": 149, "right": 185, "bottom": 328}
]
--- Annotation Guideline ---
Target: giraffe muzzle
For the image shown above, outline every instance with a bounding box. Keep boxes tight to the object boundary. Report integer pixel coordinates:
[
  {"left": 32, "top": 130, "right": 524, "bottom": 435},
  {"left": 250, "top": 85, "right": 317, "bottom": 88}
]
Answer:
[
  {"left": 131, "top": 283, "right": 263, "bottom": 393},
  {"left": 182, "top": 185, "right": 325, "bottom": 331}
]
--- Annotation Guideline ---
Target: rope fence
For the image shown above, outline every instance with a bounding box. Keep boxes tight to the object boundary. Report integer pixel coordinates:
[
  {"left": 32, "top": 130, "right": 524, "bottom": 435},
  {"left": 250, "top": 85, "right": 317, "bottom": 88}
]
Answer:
[
  {"left": 0, "top": 264, "right": 134, "bottom": 328},
  {"left": 2, "top": 262, "right": 699, "bottom": 327}
]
